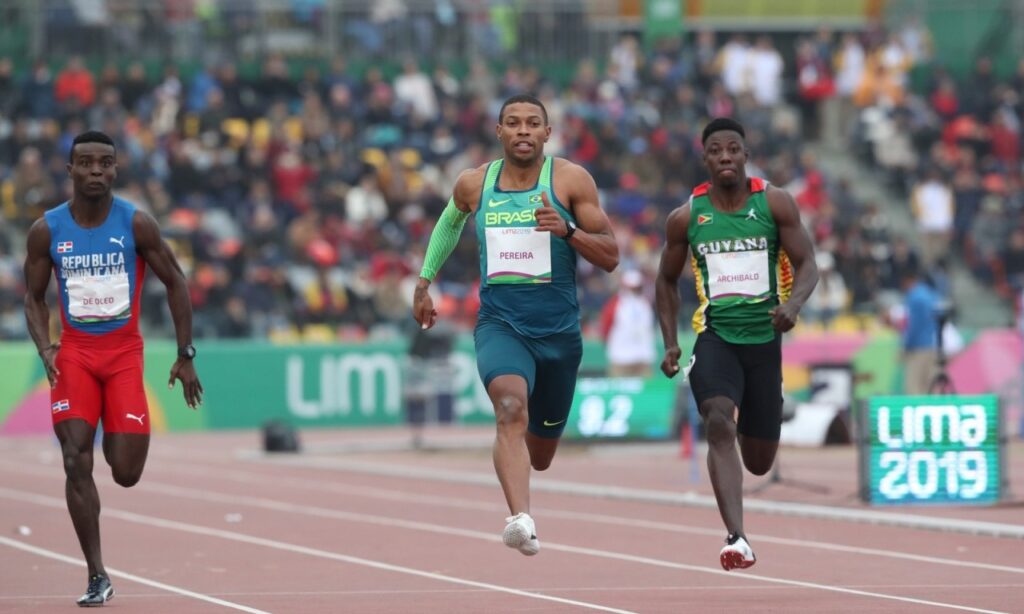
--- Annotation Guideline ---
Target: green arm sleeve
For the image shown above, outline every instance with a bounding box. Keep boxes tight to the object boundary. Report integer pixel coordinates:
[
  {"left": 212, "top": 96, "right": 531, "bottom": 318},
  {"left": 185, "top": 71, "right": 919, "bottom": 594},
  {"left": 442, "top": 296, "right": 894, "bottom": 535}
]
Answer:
[{"left": 420, "top": 197, "right": 471, "bottom": 281}]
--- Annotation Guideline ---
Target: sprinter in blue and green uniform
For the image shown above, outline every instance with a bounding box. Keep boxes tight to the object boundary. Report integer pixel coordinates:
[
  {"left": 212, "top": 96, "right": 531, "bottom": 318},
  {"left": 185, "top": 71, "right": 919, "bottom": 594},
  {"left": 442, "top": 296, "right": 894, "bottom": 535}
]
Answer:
[
  {"left": 655, "top": 118, "right": 819, "bottom": 572},
  {"left": 412, "top": 94, "right": 619, "bottom": 557}
]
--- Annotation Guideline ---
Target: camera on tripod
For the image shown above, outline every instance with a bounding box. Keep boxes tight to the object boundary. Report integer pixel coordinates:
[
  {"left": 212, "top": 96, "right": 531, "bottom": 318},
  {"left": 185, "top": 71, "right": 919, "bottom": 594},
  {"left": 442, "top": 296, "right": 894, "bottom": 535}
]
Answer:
[{"left": 929, "top": 299, "right": 955, "bottom": 394}]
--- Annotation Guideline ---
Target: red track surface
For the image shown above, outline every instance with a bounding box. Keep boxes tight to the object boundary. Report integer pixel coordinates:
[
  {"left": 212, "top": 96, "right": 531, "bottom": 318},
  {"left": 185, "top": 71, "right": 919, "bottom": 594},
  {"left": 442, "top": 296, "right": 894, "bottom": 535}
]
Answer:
[{"left": 1, "top": 428, "right": 1021, "bottom": 613}]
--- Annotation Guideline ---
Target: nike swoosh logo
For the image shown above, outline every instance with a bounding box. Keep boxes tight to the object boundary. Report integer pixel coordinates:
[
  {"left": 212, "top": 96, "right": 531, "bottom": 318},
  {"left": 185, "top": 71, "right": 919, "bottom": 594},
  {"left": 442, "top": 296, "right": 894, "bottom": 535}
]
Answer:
[
  {"left": 488, "top": 198, "right": 511, "bottom": 208},
  {"left": 542, "top": 419, "right": 565, "bottom": 427}
]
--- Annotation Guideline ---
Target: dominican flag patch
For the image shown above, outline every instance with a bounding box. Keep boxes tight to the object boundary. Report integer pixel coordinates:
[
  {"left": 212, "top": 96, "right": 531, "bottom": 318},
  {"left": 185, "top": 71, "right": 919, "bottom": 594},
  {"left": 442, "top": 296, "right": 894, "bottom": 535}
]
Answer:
[
  {"left": 697, "top": 213, "right": 713, "bottom": 225},
  {"left": 56, "top": 241, "right": 74, "bottom": 253},
  {"left": 52, "top": 399, "right": 71, "bottom": 413}
]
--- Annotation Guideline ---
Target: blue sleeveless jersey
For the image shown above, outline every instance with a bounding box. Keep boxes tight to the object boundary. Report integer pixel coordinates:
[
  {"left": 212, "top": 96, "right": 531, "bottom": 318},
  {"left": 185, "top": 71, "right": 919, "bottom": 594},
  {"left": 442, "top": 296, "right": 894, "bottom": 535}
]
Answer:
[
  {"left": 475, "top": 157, "right": 579, "bottom": 337},
  {"left": 45, "top": 197, "right": 145, "bottom": 341}
]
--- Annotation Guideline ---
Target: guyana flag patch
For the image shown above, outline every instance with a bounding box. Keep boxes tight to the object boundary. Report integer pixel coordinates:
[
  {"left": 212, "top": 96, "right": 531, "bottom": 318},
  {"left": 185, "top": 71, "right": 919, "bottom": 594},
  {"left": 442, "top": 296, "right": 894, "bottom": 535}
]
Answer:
[{"left": 697, "top": 213, "right": 713, "bottom": 225}]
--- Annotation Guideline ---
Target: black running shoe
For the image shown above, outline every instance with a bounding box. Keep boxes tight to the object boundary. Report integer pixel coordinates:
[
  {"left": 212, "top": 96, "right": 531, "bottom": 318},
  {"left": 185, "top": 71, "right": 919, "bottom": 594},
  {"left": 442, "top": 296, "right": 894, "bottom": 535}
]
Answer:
[{"left": 77, "top": 574, "right": 114, "bottom": 607}]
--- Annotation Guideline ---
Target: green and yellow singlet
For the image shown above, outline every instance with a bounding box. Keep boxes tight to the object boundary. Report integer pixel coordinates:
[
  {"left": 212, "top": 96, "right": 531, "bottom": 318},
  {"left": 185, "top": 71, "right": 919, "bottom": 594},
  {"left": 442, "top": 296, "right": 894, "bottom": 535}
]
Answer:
[
  {"left": 688, "top": 177, "right": 793, "bottom": 344},
  {"left": 475, "top": 156, "right": 579, "bottom": 337}
]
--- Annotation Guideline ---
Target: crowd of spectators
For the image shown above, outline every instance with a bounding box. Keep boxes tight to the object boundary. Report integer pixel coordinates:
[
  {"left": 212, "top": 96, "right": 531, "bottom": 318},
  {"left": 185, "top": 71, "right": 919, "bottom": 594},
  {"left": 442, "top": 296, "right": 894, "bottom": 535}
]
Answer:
[
  {"left": 0, "top": 8, "right": 1020, "bottom": 342},
  {"left": 853, "top": 45, "right": 1024, "bottom": 306}
]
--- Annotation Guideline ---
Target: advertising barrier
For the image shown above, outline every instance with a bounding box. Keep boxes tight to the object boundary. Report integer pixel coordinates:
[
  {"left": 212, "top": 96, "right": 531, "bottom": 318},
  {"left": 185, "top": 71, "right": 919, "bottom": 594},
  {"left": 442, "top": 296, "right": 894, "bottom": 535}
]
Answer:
[{"left": 858, "top": 395, "right": 1007, "bottom": 506}]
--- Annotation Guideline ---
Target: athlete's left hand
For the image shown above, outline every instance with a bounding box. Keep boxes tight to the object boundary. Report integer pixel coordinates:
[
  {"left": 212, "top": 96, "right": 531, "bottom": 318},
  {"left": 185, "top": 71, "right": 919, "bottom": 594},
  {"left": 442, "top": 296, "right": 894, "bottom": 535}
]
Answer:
[
  {"left": 533, "top": 192, "right": 568, "bottom": 237},
  {"left": 169, "top": 360, "right": 203, "bottom": 409},
  {"left": 770, "top": 303, "right": 800, "bottom": 332}
]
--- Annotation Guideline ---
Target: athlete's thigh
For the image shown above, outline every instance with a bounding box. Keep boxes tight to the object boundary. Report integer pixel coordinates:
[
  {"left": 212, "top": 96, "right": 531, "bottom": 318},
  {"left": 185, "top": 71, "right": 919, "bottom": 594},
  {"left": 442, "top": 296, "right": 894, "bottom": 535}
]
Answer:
[
  {"left": 100, "top": 350, "right": 150, "bottom": 435},
  {"left": 527, "top": 328, "right": 583, "bottom": 439},
  {"left": 688, "top": 328, "right": 744, "bottom": 410},
  {"left": 736, "top": 334, "right": 783, "bottom": 440},
  {"left": 475, "top": 317, "right": 537, "bottom": 394},
  {"left": 51, "top": 347, "right": 102, "bottom": 429}
]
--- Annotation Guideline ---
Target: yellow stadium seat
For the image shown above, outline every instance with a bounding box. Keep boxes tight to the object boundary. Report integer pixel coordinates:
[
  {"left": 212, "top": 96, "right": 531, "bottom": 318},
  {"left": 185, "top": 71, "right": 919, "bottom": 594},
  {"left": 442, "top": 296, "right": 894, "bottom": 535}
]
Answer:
[
  {"left": 222, "top": 118, "right": 250, "bottom": 145},
  {"left": 302, "top": 324, "right": 335, "bottom": 343}
]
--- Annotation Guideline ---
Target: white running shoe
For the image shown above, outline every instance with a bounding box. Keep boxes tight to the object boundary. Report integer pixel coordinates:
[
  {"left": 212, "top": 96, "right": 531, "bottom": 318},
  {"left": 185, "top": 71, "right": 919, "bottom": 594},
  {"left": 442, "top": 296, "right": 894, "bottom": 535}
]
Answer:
[
  {"left": 719, "top": 533, "right": 756, "bottom": 571},
  {"left": 503, "top": 512, "right": 540, "bottom": 556}
]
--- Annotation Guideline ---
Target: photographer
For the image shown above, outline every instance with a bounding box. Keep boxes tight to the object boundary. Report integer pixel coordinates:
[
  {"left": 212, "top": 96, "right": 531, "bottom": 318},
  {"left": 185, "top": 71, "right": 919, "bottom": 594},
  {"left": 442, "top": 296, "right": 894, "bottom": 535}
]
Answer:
[{"left": 896, "top": 264, "right": 943, "bottom": 394}]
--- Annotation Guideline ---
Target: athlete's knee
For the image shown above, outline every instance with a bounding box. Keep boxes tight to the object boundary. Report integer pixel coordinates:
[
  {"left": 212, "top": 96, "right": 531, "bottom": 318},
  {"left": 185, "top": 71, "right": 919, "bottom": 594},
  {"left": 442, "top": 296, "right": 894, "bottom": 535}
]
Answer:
[
  {"left": 493, "top": 395, "right": 528, "bottom": 429},
  {"left": 61, "top": 447, "right": 94, "bottom": 481},
  {"left": 111, "top": 466, "right": 143, "bottom": 488},
  {"left": 700, "top": 399, "right": 736, "bottom": 445}
]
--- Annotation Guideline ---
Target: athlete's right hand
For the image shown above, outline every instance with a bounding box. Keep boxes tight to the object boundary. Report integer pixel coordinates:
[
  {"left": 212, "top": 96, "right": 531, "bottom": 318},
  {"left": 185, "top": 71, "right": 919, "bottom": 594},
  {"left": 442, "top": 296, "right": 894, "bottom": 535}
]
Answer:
[
  {"left": 661, "top": 345, "right": 682, "bottom": 378},
  {"left": 412, "top": 281, "right": 438, "bottom": 330},
  {"left": 39, "top": 343, "right": 60, "bottom": 388}
]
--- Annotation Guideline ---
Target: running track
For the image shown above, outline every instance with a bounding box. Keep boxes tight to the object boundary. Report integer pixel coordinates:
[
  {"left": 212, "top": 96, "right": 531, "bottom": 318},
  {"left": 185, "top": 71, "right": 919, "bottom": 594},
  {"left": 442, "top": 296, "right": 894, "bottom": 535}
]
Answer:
[{"left": 1, "top": 428, "right": 1021, "bottom": 613}]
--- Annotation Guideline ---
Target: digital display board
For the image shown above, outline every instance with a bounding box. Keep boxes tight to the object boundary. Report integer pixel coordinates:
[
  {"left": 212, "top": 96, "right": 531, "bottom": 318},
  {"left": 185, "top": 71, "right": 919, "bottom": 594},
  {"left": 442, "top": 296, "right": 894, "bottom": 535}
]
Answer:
[
  {"left": 859, "top": 395, "right": 1004, "bottom": 506},
  {"left": 563, "top": 377, "right": 676, "bottom": 440}
]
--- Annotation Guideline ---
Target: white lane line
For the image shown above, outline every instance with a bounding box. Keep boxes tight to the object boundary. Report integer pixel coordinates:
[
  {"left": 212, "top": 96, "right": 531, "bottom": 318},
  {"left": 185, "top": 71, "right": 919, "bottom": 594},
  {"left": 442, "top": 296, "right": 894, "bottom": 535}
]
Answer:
[
  {"left": 2, "top": 482, "right": 1005, "bottom": 614},
  {"left": 0, "top": 487, "right": 636, "bottom": 614},
  {"left": 4, "top": 582, "right": 1023, "bottom": 601},
  {"left": 134, "top": 482, "right": 1014, "bottom": 614},
  {"left": 0, "top": 536, "right": 271, "bottom": 613},
  {"left": 154, "top": 461, "right": 1024, "bottom": 576},
  {"left": 240, "top": 453, "right": 1024, "bottom": 539},
  {"left": 5, "top": 458, "right": 1022, "bottom": 578}
]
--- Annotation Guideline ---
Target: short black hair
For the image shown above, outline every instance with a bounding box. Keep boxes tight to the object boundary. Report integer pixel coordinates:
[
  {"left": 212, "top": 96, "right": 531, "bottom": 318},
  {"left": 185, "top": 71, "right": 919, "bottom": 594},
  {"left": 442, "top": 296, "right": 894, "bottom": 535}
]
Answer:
[
  {"left": 70, "top": 130, "right": 116, "bottom": 162},
  {"left": 498, "top": 94, "right": 548, "bottom": 124},
  {"left": 701, "top": 117, "right": 745, "bottom": 144}
]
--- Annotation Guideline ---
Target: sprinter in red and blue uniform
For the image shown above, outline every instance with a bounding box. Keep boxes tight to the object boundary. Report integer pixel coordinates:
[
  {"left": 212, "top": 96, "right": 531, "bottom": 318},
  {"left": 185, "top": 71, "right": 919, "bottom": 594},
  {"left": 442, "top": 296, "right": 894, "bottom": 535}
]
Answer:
[{"left": 23, "top": 131, "right": 202, "bottom": 607}]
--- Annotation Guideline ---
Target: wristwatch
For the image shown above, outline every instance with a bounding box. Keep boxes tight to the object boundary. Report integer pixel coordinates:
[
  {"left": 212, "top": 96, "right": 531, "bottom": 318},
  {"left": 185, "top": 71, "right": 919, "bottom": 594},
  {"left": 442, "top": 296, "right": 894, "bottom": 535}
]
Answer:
[
  {"left": 564, "top": 219, "right": 577, "bottom": 241},
  {"left": 178, "top": 344, "right": 197, "bottom": 360}
]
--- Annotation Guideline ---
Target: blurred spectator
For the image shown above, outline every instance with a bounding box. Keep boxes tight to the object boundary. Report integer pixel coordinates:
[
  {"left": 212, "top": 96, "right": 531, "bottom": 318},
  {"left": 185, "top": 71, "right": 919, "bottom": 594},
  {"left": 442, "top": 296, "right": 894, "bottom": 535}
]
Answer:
[
  {"left": 599, "top": 270, "right": 655, "bottom": 378},
  {"left": 895, "top": 264, "right": 941, "bottom": 395},
  {"left": 910, "top": 166, "right": 954, "bottom": 267},
  {"left": 54, "top": 56, "right": 96, "bottom": 109},
  {"left": 12, "top": 147, "right": 58, "bottom": 228},
  {"left": 805, "top": 252, "right": 848, "bottom": 327}
]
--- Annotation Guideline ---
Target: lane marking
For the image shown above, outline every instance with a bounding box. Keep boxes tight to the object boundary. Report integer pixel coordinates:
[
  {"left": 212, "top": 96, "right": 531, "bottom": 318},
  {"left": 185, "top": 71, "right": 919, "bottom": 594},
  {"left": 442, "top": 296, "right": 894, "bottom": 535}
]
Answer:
[
  {"left": 5, "top": 459, "right": 1021, "bottom": 577},
  {"left": 0, "top": 487, "right": 636, "bottom": 614},
  {"left": 0, "top": 484, "right": 1008, "bottom": 614},
  {"left": 157, "top": 461, "right": 1024, "bottom": 576},
  {"left": 238, "top": 453, "right": 1024, "bottom": 539},
  {"left": 0, "top": 536, "right": 271, "bottom": 613}
]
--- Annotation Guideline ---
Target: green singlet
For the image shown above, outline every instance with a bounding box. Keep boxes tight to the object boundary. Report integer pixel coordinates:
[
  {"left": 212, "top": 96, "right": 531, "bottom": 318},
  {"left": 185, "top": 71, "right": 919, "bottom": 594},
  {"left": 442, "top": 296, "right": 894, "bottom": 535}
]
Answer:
[{"left": 687, "top": 177, "right": 793, "bottom": 344}]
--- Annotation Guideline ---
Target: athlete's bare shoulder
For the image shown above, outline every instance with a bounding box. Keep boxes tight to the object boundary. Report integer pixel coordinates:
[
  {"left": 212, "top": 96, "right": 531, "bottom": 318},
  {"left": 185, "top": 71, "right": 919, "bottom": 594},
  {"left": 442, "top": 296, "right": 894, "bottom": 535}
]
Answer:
[
  {"left": 764, "top": 184, "right": 800, "bottom": 224},
  {"left": 665, "top": 201, "right": 692, "bottom": 240},
  {"left": 25, "top": 216, "right": 52, "bottom": 255},
  {"left": 452, "top": 163, "right": 489, "bottom": 212},
  {"left": 551, "top": 157, "right": 591, "bottom": 182}
]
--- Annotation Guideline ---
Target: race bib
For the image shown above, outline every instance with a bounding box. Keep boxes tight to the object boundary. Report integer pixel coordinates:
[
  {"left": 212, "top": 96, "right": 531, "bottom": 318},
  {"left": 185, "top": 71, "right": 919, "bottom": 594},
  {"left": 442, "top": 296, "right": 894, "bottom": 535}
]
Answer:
[
  {"left": 485, "top": 227, "right": 552, "bottom": 284},
  {"left": 67, "top": 272, "right": 131, "bottom": 322},
  {"left": 706, "top": 250, "right": 769, "bottom": 299}
]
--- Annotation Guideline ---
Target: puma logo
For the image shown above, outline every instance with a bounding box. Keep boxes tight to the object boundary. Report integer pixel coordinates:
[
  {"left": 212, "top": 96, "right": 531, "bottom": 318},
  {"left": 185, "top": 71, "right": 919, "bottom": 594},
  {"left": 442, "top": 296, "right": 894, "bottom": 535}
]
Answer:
[
  {"left": 110, "top": 235, "right": 125, "bottom": 248},
  {"left": 125, "top": 413, "right": 145, "bottom": 425}
]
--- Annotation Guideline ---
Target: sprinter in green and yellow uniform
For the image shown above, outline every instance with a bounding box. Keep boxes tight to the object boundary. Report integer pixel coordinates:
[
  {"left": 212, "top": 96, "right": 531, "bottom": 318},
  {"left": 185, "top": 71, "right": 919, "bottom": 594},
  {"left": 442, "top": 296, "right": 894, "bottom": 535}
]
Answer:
[
  {"left": 655, "top": 118, "right": 819, "bottom": 572},
  {"left": 412, "top": 94, "right": 619, "bottom": 556}
]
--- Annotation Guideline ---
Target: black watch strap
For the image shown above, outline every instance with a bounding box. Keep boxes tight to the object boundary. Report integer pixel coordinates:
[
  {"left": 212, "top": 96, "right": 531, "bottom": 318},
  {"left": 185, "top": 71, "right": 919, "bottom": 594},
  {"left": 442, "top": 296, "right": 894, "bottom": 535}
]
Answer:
[
  {"left": 178, "top": 344, "right": 196, "bottom": 360},
  {"left": 564, "top": 220, "right": 577, "bottom": 241}
]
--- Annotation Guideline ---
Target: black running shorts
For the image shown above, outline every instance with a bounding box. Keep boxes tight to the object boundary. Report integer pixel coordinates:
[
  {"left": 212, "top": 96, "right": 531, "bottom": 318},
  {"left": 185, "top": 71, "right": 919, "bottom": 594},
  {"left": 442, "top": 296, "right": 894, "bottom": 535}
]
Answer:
[{"left": 687, "top": 326, "right": 783, "bottom": 441}]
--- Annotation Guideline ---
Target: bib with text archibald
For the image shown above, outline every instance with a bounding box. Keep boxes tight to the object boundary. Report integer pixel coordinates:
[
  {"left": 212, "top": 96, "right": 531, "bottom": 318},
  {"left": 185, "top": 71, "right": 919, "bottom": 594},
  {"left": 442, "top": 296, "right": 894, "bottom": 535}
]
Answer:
[
  {"left": 67, "top": 270, "right": 131, "bottom": 323},
  {"left": 485, "top": 227, "right": 552, "bottom": 284},
  {"left": 705, "top": 249, "right": 769, "bottom": 299}
]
